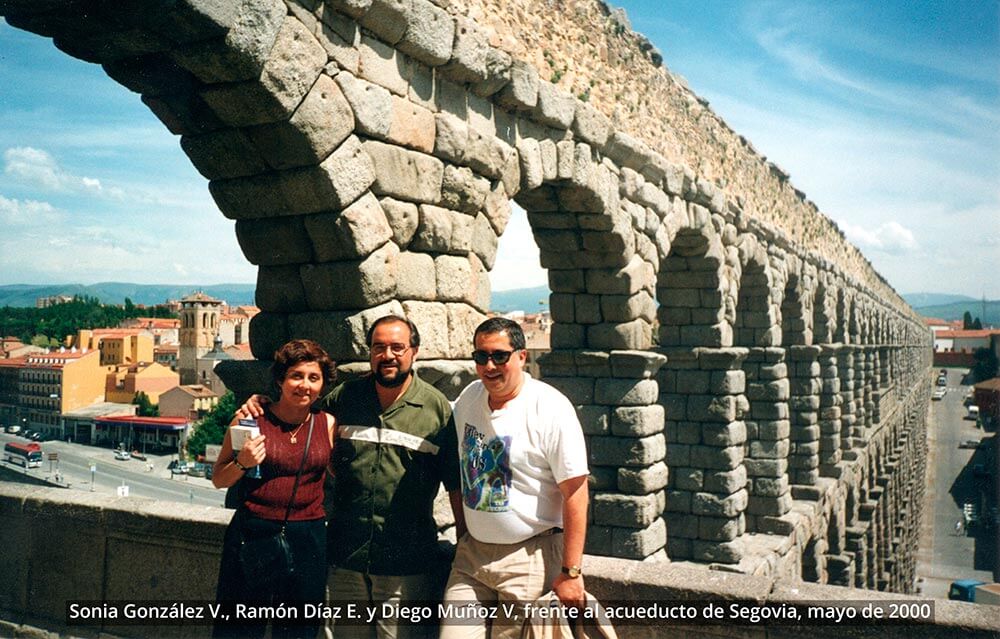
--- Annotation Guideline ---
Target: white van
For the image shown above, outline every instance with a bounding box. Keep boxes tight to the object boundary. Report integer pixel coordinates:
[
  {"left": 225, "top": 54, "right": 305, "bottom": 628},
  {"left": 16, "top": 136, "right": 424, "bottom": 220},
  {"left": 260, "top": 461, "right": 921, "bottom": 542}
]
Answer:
[{"left": 967, "top": 405, "right": 980, "bottom": 420}]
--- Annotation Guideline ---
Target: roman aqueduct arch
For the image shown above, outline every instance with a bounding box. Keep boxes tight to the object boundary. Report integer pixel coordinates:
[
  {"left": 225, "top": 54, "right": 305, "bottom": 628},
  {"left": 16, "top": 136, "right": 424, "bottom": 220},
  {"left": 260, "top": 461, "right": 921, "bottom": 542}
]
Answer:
[{"left": 2, "top": 0, "right": 933, "bottom": 591}]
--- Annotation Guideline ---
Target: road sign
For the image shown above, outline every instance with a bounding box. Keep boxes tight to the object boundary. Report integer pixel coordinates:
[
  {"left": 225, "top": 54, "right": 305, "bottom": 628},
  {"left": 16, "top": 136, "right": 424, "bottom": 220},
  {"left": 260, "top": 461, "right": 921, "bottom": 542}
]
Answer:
[{"left": 48, "top": 453, "right": 58, "bottom": 460}]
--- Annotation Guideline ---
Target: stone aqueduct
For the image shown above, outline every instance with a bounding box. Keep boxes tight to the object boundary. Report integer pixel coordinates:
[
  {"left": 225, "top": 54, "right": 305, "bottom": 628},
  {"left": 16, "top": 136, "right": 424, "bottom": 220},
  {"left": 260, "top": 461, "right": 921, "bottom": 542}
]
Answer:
[{"left": 3, "top": 0, "right": 933, "bottom": 592}]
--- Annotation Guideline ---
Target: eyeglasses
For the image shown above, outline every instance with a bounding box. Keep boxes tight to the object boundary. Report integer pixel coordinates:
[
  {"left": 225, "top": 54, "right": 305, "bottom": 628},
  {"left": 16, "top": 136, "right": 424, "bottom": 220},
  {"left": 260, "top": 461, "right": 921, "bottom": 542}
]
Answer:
[
  {"left": 471, "top": 349, "right": 519, "bottom": 365},
  {"left": 371, "top": 343, "right": 410, "bottom": 356}
]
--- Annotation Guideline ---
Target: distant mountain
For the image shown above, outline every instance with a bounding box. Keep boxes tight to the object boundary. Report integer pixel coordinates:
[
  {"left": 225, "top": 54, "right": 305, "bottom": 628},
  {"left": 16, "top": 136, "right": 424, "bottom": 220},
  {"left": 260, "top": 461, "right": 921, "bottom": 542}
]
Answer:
[
  {"left": 490, "top": 285, "right": 551, "bottom": 313},
  {"left": 903, "top": 292, "right": 977, "bottom": 308},
  {"left": 914, "top": 300, "right": 1000, "bottom": 326},
  {"left": 2, "top": 282, "right": 552, "bottom": 313},
  {"left": 0, "top": 283, "right": 256, "bottom": 308}
]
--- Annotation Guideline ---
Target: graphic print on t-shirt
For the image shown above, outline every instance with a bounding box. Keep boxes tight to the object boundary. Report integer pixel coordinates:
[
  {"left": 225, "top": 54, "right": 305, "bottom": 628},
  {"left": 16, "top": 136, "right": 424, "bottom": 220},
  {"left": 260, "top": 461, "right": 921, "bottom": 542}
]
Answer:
[{"left": 461, "top": 423, "right": 512, "bottom": 512}]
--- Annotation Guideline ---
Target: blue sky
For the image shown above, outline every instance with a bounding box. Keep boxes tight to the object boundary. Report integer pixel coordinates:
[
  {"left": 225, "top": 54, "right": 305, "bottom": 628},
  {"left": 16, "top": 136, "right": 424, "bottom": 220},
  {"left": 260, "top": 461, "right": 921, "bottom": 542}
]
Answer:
[{"left": 1, "top": 1, "right": 998, "bottom": 298}]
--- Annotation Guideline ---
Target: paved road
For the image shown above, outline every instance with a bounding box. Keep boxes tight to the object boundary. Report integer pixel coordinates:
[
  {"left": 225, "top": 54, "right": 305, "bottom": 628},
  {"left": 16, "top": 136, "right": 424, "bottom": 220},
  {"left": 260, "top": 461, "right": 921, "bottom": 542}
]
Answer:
[
  {"left": 914, "top": 369, "right": 995, "bottom": 598},
  {"left": 1, "top": 433, "right": 225, "bottom": 507}
]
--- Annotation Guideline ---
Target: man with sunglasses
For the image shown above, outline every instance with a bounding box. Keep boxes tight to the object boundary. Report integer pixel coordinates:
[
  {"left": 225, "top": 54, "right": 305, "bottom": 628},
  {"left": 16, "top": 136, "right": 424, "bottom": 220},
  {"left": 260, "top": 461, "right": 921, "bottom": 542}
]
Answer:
[
  {"left": 238, "top": 315, "right": 463, "bottom": 639},
  {"left": 440, "top": 317, "right": 589, "bottom": 638}
]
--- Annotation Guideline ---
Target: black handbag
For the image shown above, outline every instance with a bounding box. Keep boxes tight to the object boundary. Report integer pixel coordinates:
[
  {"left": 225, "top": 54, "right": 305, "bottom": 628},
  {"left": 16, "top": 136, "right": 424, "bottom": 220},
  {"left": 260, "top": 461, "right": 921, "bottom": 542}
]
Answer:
[{"left": 237, "top": 414, "right": 315, "bottom": 587}]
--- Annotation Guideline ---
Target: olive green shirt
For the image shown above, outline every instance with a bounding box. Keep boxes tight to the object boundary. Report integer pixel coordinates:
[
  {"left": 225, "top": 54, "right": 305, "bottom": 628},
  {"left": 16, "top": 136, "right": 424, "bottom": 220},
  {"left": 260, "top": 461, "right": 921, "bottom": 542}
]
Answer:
[{"left": 322, "top": 372, "right": 458, "bottom": 575}]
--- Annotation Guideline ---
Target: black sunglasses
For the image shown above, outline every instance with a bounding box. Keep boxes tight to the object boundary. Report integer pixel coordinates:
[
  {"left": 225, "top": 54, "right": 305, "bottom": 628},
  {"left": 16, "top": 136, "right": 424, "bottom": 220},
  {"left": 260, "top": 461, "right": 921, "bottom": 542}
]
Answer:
[{"left": 471, "top": 349, "right": 518, "bottom": 365}]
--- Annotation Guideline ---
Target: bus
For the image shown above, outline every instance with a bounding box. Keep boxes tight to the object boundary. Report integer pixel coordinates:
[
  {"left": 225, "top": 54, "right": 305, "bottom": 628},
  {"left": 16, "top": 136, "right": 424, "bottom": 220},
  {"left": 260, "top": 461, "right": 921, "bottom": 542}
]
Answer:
[{"left": 4, "top": 442, "right": 42, "bottom": 468}]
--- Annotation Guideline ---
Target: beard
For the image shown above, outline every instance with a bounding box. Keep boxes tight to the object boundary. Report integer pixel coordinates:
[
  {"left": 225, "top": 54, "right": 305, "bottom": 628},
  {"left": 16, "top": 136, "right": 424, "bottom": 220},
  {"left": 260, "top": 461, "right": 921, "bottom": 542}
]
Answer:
[{"left": 374, "top": 361, "right": 411, "bottom": 388}]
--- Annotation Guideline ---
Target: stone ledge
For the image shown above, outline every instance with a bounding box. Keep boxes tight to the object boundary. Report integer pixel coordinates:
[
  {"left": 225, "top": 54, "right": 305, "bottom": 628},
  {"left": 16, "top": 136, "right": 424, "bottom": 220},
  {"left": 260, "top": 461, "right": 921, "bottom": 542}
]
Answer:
[{"left": 0, "top": 482, "right": 993, "bottom": 638}]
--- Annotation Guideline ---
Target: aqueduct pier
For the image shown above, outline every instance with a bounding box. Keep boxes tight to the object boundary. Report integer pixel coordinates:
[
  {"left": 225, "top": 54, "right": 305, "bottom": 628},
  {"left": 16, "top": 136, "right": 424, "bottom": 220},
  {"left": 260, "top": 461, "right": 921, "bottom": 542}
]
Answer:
[{"left": 0, "top": 0, "right": 957, "bottom": 627}]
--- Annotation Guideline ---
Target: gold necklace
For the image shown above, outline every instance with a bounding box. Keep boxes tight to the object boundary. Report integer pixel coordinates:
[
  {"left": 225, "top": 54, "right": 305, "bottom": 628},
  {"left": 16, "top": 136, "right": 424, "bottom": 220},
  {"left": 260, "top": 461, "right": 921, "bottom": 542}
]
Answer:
[{"left": 267, "top": 407, "right": 309, "bottom": 443}]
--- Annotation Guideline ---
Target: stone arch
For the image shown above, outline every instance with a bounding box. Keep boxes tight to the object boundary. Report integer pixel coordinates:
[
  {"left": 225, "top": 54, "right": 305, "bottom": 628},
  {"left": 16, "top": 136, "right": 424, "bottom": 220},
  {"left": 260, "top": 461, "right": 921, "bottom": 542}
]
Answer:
[
  {"left": 780, "top": 256, "right": 813, "bottom": 348},
  {"left": 732, "top": 234, "right": 790, "bottom": 530},
  {"left": 656, "top": 204, "right": 727, "bottom": 348},
  {"left": 732, "top": 234, "right": 777, "bottom": 347},
  {"left": 656, "top": 204, "right": 743, "bottom": 563},
  {"left": 811, "top": 273, "right": 836, "bottom": 346}
]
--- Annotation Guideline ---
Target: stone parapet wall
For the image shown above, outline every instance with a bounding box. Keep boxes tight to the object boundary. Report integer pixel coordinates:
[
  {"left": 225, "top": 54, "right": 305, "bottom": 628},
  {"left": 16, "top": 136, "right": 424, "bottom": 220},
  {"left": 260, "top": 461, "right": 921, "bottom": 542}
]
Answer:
[{"left": 0, "top": 482, "right": 997, "bottom": 639}]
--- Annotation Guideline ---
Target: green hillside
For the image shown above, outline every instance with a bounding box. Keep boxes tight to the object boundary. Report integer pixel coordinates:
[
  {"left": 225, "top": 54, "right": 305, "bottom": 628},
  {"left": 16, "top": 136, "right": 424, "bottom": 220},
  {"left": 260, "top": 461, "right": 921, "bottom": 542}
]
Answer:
[{"left": 0, "top": 283, "right": 256, "bottom": 308}]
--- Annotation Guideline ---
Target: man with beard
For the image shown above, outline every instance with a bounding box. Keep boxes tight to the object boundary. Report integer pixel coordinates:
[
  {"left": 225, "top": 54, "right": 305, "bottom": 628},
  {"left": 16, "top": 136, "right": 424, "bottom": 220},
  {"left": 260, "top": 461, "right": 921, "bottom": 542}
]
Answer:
[{"left": 238, "top": 315, "right": 463, "bottom": 639}]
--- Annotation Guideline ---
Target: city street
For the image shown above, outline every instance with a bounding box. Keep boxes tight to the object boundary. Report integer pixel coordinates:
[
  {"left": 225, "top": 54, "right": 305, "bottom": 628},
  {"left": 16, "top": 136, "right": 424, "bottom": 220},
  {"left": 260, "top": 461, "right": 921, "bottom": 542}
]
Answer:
[
  {"left": 915, "top": 369, "right": 996, "bottom": 598},
  {"left": 1, "top": 433, "right": 225, "bottom": 508}
]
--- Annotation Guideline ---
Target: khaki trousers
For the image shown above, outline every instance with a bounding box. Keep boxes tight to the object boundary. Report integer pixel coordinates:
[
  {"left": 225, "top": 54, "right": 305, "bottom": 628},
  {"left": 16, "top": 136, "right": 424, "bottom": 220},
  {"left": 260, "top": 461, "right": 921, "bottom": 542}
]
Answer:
[
  {"left": 439, "top": 532, "right": 563, "bottom": 639},
  {"left": 324, "top": 567, "right": 438, "bottom": 639}
]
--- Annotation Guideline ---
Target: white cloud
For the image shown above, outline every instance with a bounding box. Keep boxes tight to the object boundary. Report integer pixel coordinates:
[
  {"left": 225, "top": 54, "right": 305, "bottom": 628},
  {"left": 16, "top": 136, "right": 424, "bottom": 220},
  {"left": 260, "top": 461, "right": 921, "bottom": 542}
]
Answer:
[
  {"left": 3, "top": 146, "right": 124, "bottom": 199},
  {"left": 0, "top": 194, "right": 61, "bottom": 225},
  {"left": 841, "top": 220, "right": 918, "bottom": 255}
]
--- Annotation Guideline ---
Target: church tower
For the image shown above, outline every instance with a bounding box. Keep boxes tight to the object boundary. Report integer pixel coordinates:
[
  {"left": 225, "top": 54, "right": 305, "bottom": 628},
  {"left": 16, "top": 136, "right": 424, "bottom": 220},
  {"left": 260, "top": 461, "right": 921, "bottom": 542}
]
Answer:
[{"left": 178, "top": 292, "right": 223, "bottom": 385}]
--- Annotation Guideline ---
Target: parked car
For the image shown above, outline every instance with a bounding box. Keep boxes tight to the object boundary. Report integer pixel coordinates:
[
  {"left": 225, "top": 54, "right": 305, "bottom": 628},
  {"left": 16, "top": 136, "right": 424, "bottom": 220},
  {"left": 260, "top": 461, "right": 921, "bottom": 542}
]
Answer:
[
  {"left": 5, "top": 425, "right": 19, "bottom": 434},
  {"left": 114, "top": 449, "right": 131, "bottom": 461},
  {"left": 168, "top": 460, "right": 189, "bottom": 475},
  {"left": 21, "top": 429, "right": 35, "bottom": 440},
  {"left": 932, "top": 388, "right": 946, "bottom": 400},
  {"left": 29, "top": 432, "right": 43, "bottom": 441},
  {"left": 959, "top": 439, "right": 981, "bottom": 449},
  {"left": 188, "top": 462, "right": 207, "bottom": 478},
  {"left": 936, "top": 376, "right": 947, "bottom": 386}
]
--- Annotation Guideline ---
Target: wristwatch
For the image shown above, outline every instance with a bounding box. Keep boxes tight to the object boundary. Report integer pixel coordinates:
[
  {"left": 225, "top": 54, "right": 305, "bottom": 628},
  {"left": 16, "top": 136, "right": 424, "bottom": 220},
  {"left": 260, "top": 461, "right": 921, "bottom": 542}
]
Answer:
[
  {"left": 561, "top": 565, "right": 582, "bottom": 579},
  {"left": 233, "top": 456, "right": 249, "bottom": 471}
]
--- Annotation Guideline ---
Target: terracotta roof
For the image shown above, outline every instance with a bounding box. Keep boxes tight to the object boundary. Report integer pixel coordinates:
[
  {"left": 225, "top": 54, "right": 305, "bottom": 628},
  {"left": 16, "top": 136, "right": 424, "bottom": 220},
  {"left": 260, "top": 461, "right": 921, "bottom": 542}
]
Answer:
[
  {"left": 169, "top": 384, "right": 219, "bottom": 399},
  {"left": 27, "top": 350, "right": 93, "bottom": 364},
  {"left": 91, "top": 328, "right": 144, "bottom": 337},
  {"left": 134, "top": 318, "right": 180, "bottom": 329},
  {"left": 974, "top": 378, "right": 1000, "bottom": 392},
  {"left": 936, "top": 330, "right": 1000, "bottom": 339}
]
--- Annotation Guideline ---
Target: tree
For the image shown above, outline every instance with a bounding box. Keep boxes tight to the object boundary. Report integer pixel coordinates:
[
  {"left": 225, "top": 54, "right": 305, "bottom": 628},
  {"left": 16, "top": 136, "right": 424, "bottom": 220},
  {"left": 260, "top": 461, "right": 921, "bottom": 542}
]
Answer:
[
  {"left": 963, "top": 311, "right": 973, "bottom": 330},
  {"left": 132, "top": 391, "right": 159, "bottom": 417},
  {"left": 972, "top": 317, "right": 983, "bottom": 330},
  {"left": 30, "top": 334, "right": 50, "bottom": 348},
  {"left": 970, "top": 347, "right": 999, "bottom": 384},
  {"left": 186, "top": 391, "right": 237, "bottom": 458}
]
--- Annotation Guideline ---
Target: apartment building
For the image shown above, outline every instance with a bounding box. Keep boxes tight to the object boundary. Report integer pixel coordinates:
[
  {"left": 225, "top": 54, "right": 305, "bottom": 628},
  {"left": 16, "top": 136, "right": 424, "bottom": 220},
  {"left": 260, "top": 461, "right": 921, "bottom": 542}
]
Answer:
[
  {"left": 159, "top": 384, "right": 219, "bottom": 420},
  {"left": 104, "top": 362, "right": 179, "bottom": 405},
  {"left": 18, "top": 348, "right": 108, "bottom": 436}
]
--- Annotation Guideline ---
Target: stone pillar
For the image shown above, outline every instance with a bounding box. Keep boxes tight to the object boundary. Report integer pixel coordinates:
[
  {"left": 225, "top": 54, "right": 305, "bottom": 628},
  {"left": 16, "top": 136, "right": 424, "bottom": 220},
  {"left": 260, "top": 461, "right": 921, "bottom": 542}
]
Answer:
[
  {"left": 837, "top": 346, "right": 857, "bottom": 452},
  {"left": 788, "top": 345, "right": 821, "bottom": 486},
  {"left": 544, "top": 350, "right": 669, "bottom": 561},
  {"left": 743, "top": 347, "right": 792, "bottom": 530},
  {"left": 818, "top": 345, "right": 843, "bottom": 476},
  {"left": 846, "top": 522, "right": 869, "bottom": 588},
  {"left": 856, "top": 348, "right": 872, "bottom": 435},
  {"left": 662, "top": 347, "right": 748, "bottom": 565},
  {"left": 871, "top": 348, "right": 882, "bottom": 424}
]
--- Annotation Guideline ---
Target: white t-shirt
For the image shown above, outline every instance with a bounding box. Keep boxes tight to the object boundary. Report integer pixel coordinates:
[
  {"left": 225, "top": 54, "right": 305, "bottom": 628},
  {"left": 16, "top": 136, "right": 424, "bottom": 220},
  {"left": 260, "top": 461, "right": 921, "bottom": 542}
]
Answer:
[{"left": 453, "top": 374, "right": 589, "bottom": 544}]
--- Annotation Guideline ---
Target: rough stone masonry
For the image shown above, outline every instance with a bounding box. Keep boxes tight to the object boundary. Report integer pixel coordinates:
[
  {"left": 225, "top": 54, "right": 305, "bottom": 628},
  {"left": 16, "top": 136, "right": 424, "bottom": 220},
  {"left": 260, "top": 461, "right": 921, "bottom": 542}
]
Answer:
[{"left": 0, "top": 0, "right": 933, "bottom": 592}]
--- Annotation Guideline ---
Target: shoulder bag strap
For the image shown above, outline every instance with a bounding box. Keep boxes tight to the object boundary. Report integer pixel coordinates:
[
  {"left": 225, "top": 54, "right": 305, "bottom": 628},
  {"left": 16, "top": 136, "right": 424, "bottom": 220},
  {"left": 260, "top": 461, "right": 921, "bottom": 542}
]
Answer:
[{"left": 280, "top": 413, "right": 315, "bottom": 529}]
